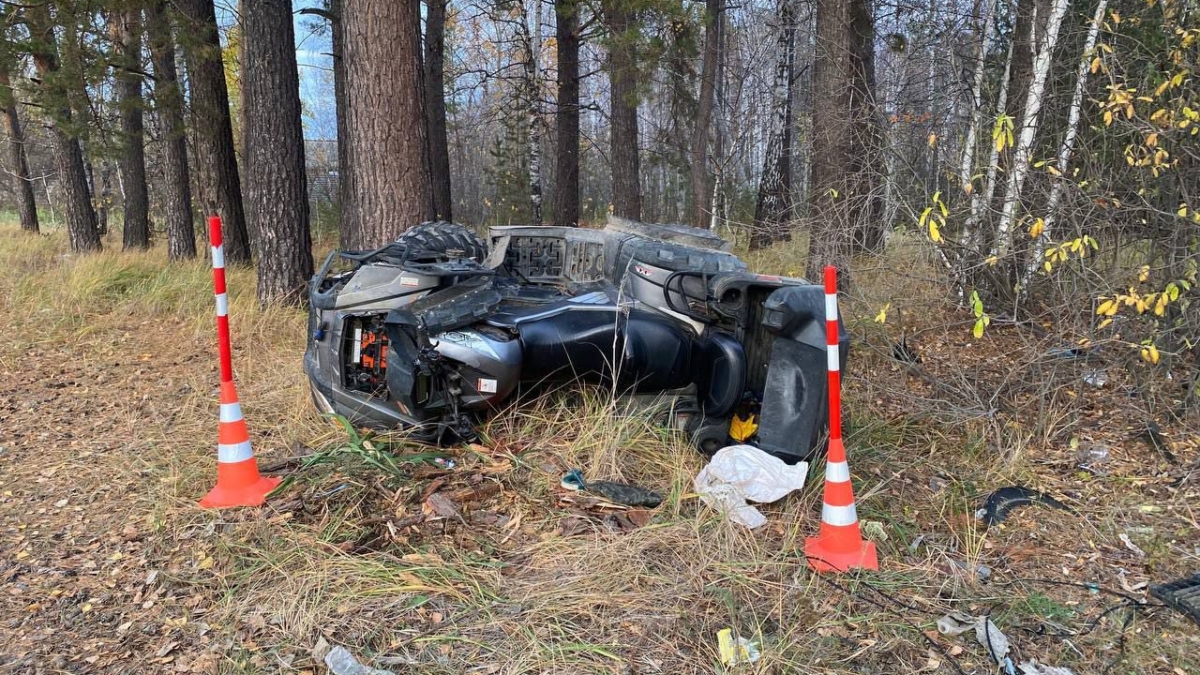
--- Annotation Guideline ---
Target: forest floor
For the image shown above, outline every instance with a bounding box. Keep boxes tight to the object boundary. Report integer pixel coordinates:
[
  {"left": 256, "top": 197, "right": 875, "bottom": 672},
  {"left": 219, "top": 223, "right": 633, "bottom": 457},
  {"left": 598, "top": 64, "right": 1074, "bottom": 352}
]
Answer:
[{"left": 0, "top": 221, "right": 1198, "bottom": 675}]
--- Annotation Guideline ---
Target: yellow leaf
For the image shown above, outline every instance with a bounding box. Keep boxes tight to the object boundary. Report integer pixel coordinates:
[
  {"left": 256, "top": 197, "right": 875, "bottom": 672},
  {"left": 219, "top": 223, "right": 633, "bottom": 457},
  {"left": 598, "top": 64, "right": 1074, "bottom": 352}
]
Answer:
[
  {"left": 874, "top": 303, "right": 890, "bottom": 324},
  {"left": 929, "top": 219, "right": 943, "bottom": 243},
  {"left": 987, "top": 255, "right": 999, "bottom": 267},
  {"left": 963, "top": 181, "right": 974, "bottom": 195},
  {"left": 1096, "top": 299, "right": 1115, "bottom": 316},
  {"left": 1104, "top": 110, "right": 1114, "bottom": 126},
  {"left": 1154, "top": 295, "right": 1167, "bottom": 316},
  {"left": 1091, "top": 56, "right": 1101, "bottom": 74},
  {"left": 1141, "top": 345, "right": 1160, "bottom": 364},
  {"left": 1097, "top": 317, "right": 1113, "bottom": 329},
  {"left": 197, "top": 556, "right": 214, "bottom": 570},
  {"left": 729, "top": 414, "right": 758, "bottom": 442},
  {"left": 1046, "top": 164, "right": 1061, "bottom": 177},
  {"left": 928, "top": 133, "right": 938, "bottom": 147},
  {"left": 1139, "top": 265, "right": 1150, "bottom": 282},
  {"left": 1029, "top": 218, "right": 1045, "bottom": 239}
]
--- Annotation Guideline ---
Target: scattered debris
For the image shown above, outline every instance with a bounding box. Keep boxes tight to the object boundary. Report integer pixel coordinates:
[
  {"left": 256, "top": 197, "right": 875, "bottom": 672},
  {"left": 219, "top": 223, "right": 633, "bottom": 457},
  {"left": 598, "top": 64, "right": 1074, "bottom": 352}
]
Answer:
[
  {"left": 1082, "top": 369, "right": 1108, "bottom": 388},
  {"left": 928, "top": 476, "right": 949, "bottom": 493},
  {"left": 936, "top": 611, "right": 976, "bottom": 637},
  {"left": 1047, "top": 346, "right": 1089, "bottom": 360},
  {"left": 977, "top": 486, "right": 1070, "bottom": 526},
  {"left": 1150, "top": 573, "right": 1200, "bottom": 627},
  {"left": 324, "top": 646, "right": 396, "bottom": 675},
  {"left": 1118, "top": 533, "right": 1146, "bottom": 558},
  {"left": 861, "top": 520, "right": 888, "bottom": 542},
  {"left": 693, "top": 445, "right": 808, "bottom": 528},
  {"left": 716, "top": 628, "right": 761, "bottom": 665},
  {"left": 560, "top": 469, "right": 662, "bottom": 508},
  {"left": 1075, "top": 443, "right": 1110, "bottom": 473},
  {"left": 948, "top": 558, "right": 992, "bottom": 581},
  {"left": 1018, "top": 660, "right": 1078, "bottom": 675},
  {"left": 892, "top": 338, "right": 921, "bottom": 364}
]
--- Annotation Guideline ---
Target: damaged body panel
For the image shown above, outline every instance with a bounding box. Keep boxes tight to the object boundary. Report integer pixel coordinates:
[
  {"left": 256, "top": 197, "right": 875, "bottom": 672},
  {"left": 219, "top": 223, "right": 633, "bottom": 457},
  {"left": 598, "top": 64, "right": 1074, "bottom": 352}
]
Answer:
[{"left": 304, "top": 218, "right": 847, "bottom": 462}]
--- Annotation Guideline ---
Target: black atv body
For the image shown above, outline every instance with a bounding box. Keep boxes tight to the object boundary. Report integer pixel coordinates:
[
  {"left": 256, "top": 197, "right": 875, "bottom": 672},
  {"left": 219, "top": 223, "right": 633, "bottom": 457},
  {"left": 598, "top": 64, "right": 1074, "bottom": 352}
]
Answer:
[{"left": 304, "top": 218, "right": 847, "bottom": 462}]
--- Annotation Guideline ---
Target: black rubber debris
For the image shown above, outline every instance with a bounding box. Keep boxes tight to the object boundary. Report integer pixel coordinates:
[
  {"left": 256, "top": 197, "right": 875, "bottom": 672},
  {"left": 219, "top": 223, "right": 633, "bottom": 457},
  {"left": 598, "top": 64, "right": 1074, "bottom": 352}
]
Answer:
[
  {"left": 562, "top": 469, "right": 663, "bottom": 508},
  {"left": 1151, "top": 573, "right": 1200, "bottom": 627},
  {"left": 978, "top": 486, "right": 1071, "bottom": 526}
]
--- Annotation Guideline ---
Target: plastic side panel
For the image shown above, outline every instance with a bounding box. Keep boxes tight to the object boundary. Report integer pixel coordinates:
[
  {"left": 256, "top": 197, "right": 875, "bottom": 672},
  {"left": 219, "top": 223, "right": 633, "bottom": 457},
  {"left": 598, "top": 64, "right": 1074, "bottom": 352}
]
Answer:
[{"left": 755, "top": 339, "right": 827, "bottom": 459}]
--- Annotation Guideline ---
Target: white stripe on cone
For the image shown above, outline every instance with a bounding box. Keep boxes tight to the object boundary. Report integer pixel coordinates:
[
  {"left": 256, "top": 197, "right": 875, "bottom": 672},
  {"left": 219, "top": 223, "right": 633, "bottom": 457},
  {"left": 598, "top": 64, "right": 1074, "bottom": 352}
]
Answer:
[
  {"left": 827, "top": 344, "right": 840, "bottom": 372},
  {"left": 215, "top": 292, "right": 228, "bottom": 317},
  {"left": 211, "top": 245, "right": 225, "bottom": 269},
  {"left": 825, "top": 294, "right": 837, "bottom": 321},
  {"left": 219, "top": 402, "right": 242, "bottom": 423},
  {"left": 822, "top": 502, "right": 859, "bottom": 527},
  {"left": 218, "top": 439, "right": 254, "bottom": 463},
  {"left": 825, "top": 460, "right": 850, "bottom": 483}
]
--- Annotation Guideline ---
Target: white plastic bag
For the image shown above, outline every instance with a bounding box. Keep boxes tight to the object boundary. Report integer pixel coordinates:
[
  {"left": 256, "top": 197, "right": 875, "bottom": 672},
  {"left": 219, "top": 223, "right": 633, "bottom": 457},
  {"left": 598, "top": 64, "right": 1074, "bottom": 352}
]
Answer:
[{"left": 694, "top": 445, "right": 808, "bottom": 528}]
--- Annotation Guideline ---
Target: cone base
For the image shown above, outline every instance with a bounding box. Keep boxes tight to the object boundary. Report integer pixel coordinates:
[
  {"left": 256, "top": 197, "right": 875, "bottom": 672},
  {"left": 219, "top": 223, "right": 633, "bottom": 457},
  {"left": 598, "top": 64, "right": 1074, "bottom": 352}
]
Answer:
[
  {"left": 199, "top": 475, "right": 281, "bottom": 509},
  {"left": 804, "top": 536, "right": 879, "bottom": 573}
]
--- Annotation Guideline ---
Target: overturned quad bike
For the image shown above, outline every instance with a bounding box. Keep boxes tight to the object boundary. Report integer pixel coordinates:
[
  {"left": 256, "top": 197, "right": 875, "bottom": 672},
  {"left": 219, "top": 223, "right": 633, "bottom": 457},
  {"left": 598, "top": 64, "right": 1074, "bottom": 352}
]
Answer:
[{"left": 305, "top": 218, "right": 847, "bottom": 463}]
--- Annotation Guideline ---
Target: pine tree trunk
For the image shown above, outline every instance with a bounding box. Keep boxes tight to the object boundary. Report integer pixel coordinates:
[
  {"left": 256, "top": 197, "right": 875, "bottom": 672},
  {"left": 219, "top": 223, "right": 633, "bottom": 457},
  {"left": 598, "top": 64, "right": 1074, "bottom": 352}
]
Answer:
[
  {"left": 244, "top": 0, "right": 312, "bottom": 305},
  {"left": 114, "top": 8, "right": 151, "bottom": 250},
  {"left": 424, "top": 0, "right": 452, "bottom": 221},
  {"left": 0, "top": 69, "right": 39, "bottom": 233},
  {"left": 806, "top": 0, "right": 880, "bottom": 278},
  {"left": 603, "top": 0, "right": 641, "bottom": 220},
  {"left": 553, "top": 0, "right": 581, "bottom": 226},
  {"left": 179, "top": 0, "right": 251, "bottom": 264},
  {"left": 29, "top": 8, "right": 99, "bottom": 253},
  {"left": 147, "top": 0, "right": 196, "bottom": 260},
  {"left": 689, "top": 0, "right": 721, "bottom": 229},
  {"left": 341, "top": 0, "right": 431, "bottom": 248}
]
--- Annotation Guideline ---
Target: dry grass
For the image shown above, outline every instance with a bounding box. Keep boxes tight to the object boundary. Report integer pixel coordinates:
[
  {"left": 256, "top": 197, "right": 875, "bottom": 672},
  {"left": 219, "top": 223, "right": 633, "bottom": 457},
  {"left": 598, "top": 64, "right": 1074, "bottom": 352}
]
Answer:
[{"left": 1, "top": 223, "right": 1197, "bottom": 675}]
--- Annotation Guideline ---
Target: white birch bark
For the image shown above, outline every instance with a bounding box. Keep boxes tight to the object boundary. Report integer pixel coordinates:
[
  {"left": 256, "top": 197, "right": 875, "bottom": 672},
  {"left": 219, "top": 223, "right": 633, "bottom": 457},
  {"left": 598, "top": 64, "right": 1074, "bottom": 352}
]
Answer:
[
  {"left": 1021, "top": 0, "right": 1108, "bottom": 287},
  {"left": 992, "top": 0, "right": 1070, "bottom": 258},
  {"left": 958, "top": 0, "right": 997, "bottom": 196},
  {"left": 965, "top": 36, "right": 1013, "bottom": 252},
  {"left": 525, "top": 0, "right": 543, "bottom": 224}
]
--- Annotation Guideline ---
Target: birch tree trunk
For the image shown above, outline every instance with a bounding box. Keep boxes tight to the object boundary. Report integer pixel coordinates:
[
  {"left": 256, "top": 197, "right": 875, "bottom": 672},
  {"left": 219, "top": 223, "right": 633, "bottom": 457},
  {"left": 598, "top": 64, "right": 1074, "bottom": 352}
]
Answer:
[
  {"left": 993, "top": 0, "right": 1069, "bottom": 258},
  {"left": 526, "top": 0, "right": 543, "bottom": 224},
  {"left": 689, "top": 0, "right": 721, "bottom": 229},
  {"left": 957, "top": 0, "right": 996, "bottom": 197},
  {"left": 751, "top": 0, "right": 796, "bottom": 249},
  {"left": 1021, "top": 0, "right": 1108, "bottom": 288},
  {"left": 966, "top": 35, "right": 1014, "bottom": 252}
]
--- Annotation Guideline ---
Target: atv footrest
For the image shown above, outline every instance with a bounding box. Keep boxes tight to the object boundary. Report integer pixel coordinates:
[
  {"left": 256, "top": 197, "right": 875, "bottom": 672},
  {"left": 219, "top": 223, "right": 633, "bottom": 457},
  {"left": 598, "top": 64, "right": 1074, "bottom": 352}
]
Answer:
[{"left": 1151, "top": 573, "right": 1200, "bottom": 627}]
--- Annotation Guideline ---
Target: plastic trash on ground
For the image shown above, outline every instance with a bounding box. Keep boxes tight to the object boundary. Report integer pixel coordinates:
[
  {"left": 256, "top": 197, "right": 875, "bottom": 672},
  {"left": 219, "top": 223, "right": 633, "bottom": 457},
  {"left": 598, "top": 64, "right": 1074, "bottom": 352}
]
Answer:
[
  {"left": 694, "top": 445, "right": 808, "bottom": 528},
  {"left": 717, "top": 628, "right": 761, "bottom": 665}
]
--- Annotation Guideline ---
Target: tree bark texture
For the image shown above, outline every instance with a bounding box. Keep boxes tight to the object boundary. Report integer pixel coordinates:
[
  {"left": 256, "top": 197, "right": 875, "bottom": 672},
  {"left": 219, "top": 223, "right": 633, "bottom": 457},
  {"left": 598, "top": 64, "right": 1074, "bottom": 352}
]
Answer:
[
  {"left": 554, "top": 0, "right": 581, "bottom": 226},
  {"left": 424, "top": 0, "right": 453, "bottom": 221},
  {"left": 28, "top": 8, "right": 99, "bottom": 253},
  {"left": 604, "top": 0, "right": 641, "bottom": 219},
  {"left": 341, "top": 0, "right": 431, "bottom": 248},
  {"left": 147, "top": 0, "right": 196, "bottom": 260},
  {"left": 752, "top": 0, "right": 797, "bottom": 248},
  {"left": 179, "top": 0, "right": 251, "bottom": 264},
  {"left": 805, "top": 0, "right": 881, "bottom": 279},
  {"left": 689, "top": 0, "right": 721, "bottom": 229},
  {"left": 113, "top": 8, "right": 151, "bottom": 250},
  {"left": 0, "top": 69, "right": 39, "bottom": 233},
  {"left": 243, "top": 0, "right": 313, "bottom": 305}
]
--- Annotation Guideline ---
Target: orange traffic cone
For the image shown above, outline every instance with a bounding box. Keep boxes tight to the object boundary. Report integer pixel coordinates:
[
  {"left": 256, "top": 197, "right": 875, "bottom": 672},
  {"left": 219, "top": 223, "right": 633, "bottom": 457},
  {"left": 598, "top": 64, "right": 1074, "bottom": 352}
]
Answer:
[
  {"left": 804, "top": 266, "right": 878, "bottom": 573},
  {"left": 199, "top": 215, "right": 279, "bottom": 508}
]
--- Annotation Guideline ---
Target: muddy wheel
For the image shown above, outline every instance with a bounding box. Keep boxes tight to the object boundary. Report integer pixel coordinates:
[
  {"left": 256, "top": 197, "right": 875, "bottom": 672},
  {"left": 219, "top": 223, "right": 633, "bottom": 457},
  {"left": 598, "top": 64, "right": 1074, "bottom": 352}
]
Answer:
[{"left": 398, "top": 221, "right": 488, "bottom": 262}]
